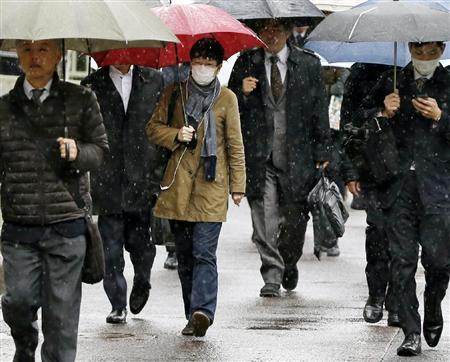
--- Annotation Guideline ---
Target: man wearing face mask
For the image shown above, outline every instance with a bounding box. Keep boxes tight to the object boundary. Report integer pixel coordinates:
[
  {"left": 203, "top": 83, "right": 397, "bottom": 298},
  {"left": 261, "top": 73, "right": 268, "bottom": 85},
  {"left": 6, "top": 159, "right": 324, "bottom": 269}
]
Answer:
[
  {"left": 229, "top": 19, "right": 331, "bottom": 298},
  {"left": 358, "top": 41, "right": 450, "bottom": 357},
  {"left": 147, "top": 38, "right": 245, "bottom": 337}
]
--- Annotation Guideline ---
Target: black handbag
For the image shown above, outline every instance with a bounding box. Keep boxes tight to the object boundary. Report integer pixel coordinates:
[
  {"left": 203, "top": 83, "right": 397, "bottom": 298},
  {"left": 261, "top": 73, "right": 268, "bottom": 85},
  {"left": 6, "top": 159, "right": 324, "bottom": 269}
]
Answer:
[
  {"left": 363, "top": 117, "right": 400, "bottom": 185},
  {"left": 307, "top": 169, "right": 349, "bottom": 259},
  {"left": 81, "top": 212, "right": 105, "bottom": 284},
  {"left": 344, "top": 117, "right": 400, "bottom": 185}
]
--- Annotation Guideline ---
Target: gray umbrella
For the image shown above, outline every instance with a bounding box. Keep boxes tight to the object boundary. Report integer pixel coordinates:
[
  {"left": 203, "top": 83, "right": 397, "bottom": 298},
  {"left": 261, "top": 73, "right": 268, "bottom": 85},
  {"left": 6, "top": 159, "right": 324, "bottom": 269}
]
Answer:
[
  {"left": 307, "top": 1, "right": 450, "bottom": 43},
  {"left": 194, "top": 0, "right": 324, "bottom": 24},
  {"left": 307, "top": 0, "right": 450, "bottom": 88},
  {"left": 0, "top": 0, "right": 179, "bottom": 52}
]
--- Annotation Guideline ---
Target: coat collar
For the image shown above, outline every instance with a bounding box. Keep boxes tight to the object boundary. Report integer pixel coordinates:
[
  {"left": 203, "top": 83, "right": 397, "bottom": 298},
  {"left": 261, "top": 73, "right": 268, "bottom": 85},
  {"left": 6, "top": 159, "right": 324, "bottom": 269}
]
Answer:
[{"left": 10, "top": 72, "right": 63, "bottom": 105}]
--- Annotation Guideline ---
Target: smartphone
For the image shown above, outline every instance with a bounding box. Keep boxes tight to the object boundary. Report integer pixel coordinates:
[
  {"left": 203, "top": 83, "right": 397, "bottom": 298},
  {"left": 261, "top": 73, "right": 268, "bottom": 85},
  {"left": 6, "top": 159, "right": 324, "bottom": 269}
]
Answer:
[{"left": 415, "top": 92, "right": 428, "bottom": 99}]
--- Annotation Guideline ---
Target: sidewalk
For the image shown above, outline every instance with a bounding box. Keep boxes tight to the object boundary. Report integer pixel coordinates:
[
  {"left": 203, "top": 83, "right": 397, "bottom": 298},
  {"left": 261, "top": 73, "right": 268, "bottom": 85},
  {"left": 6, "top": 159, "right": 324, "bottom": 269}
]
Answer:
[{"left": 0, "top": 202, "right": 449, "bottom": 361}]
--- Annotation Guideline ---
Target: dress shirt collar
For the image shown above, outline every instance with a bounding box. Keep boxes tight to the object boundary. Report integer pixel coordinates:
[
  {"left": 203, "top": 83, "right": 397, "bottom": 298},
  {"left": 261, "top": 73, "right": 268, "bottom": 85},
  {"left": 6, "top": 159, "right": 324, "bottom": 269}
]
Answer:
[
  {"left": 23, "top": 77, "right": 53, "bottom": 101},
  {"left": 264, "top": 45, "right": 289, "bottom": 66}
]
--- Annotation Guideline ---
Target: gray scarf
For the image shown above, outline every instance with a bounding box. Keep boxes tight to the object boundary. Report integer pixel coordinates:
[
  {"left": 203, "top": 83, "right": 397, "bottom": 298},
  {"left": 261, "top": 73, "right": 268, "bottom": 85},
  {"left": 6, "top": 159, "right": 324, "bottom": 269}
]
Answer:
[{"left": 185, "top": 77, "right": 221, "bottom": 181}]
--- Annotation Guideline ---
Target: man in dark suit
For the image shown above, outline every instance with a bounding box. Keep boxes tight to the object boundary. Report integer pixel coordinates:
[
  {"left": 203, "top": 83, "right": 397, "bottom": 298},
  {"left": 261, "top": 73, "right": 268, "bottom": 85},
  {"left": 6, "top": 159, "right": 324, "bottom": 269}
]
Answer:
[
  {"left": 0, "top": 39, "right": 108, "bottom": 362},
  {"left": 341, "top": 63, "right": 400, "bottom": 327},
  {"left": 81, "top": 64, "right": 164, "bottom": 323},
  {"left": 360, "top": 42, "right": 450, "bottom": 356},
  {"left": 229, "top": 19, "right": 331, "bottom": 297}
]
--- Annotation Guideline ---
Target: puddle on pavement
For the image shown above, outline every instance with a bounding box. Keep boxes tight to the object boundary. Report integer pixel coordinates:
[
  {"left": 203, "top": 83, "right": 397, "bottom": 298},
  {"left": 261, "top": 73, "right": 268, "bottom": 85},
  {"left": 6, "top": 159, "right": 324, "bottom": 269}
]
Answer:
[
  {"left": 245, "top": 317, "right": 320, "bottom": 331},
  {"left": 98, "top": 332, "right": 136, "bottom": 340}
]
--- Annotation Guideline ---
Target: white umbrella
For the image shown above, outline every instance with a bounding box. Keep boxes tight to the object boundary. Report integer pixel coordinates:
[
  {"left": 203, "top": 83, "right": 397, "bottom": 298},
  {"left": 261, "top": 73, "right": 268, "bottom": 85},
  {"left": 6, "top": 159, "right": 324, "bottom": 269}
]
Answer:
[{"left": 0, "top": 0, "right": 179, "bottom": 52}]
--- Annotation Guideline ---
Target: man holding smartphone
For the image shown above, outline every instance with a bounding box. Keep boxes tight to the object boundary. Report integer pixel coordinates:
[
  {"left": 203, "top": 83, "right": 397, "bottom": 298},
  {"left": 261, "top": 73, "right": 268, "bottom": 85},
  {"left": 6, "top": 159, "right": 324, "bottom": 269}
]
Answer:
[{"left": 359, "top": 41, "right": 450, "bottom": 357}]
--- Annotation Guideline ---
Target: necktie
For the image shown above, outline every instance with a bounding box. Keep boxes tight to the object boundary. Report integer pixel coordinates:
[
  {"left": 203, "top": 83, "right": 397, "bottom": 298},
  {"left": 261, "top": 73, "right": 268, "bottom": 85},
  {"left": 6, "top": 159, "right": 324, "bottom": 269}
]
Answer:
[
  {"left": 270, "top": 56, "right": 283, "bottom": 102},
  {"left": 416, "top": 77, "right": 427, "bottom": 93},
  {"left": 31, "top": 88, "right": 45, "bottom": 106}
]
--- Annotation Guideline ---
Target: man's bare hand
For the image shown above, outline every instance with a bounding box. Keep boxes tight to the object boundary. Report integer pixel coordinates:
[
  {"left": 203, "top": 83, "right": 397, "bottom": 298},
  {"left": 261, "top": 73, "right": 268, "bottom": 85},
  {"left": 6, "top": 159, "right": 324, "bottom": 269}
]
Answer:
[
  {"left": 316, "top": 161, "right": 330, "bottom": 169},
  {"left": 412, "top": 96, "right": 442, "bottom": 121},
  {"left": 347, "top": 181, "right": 361, "bottom": 197},
  {"left": 243, "top": 77, "right": 258, "bottom": 96},
  {"left": 382, "top": 90, "right": 400, "bottom": 118},
  {"left": 177, "top": 126, "right": 195, "bottom": 143},
  {"left": 57, "top": 137, "right": 77, "bottom": 161}
]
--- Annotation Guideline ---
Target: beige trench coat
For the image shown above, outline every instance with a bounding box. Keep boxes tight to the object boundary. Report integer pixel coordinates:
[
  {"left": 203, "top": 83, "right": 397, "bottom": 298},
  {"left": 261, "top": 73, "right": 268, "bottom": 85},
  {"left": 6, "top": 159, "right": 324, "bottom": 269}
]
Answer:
[{"left": 146, "top": 83, "right": 246, "bottom": 222}]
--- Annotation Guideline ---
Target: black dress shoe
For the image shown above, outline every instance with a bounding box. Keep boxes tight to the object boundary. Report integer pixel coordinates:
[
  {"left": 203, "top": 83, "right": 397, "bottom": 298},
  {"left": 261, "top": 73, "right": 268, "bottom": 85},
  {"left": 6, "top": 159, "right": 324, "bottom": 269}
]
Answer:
[
  {"left": 164, "top": 252, "right": 178, "bottom": 270},
  {"left": 191, "top": 311, "right": 211, "bottom": 337},
  {"left": 423, "top": 296, "right": 443, "bottom": 347},
  {"left": 387, "top": 312, "right": 400, "bottom": 327},
  {"left": 129, "top": 282, "right": 150, "bottom": 315},
  {"left": 282, "top": 265, "right": 298, "bottom": 291},
  {"left": 260, "top": 283, "right": 281, "bottom": 297},
  {"left": 397, "top": 333, "right": 421, "bottom": 356},
  {"left": 363, "top": 296, "right": 384, "bottom": 323},
  {"left": 106, "top": 309, "right": 127, "bottom": 324},
  {"left": 181, "top": 320, "right": 194, "bottom": 336}
]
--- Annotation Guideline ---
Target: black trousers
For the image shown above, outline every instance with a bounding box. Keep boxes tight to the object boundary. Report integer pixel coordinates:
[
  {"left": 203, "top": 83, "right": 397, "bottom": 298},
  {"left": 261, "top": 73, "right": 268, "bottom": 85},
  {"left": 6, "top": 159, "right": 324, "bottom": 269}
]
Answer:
[
  {"left": 363, "top": 186, "right": 397, "bottom": 312},
  {"left": 384, "top": 172, "right": 450, "bottom": 336},
  {"left": 98, "top": 211, "right": 156, "bottom": 310}
]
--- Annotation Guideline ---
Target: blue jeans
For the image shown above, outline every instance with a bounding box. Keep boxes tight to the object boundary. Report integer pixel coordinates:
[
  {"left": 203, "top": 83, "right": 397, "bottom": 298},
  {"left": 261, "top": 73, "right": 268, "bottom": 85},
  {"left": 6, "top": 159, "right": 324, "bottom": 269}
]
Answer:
[{"left": 170, "top": 221, "right": 222, "bottom": 322}]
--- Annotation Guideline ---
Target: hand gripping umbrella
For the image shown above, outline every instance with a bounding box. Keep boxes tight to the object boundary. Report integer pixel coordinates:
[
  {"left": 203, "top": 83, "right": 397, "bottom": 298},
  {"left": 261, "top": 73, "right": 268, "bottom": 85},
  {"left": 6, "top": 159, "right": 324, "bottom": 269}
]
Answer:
[{"left": 307, "top": 0, "right": 450, "bottom": 89}]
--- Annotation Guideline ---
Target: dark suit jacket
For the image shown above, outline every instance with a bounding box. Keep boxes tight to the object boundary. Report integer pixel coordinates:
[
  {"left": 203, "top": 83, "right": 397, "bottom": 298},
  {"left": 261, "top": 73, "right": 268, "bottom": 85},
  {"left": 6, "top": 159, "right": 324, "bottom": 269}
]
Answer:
[
  {"left": 81, "top": 66, "right": 164, "bottom": 214},
  {"left": 359, "top": 64, "right": 450, "bottom": 214},
  {"left": 228, "top": 46, "right": 331, "bottom": 202}
]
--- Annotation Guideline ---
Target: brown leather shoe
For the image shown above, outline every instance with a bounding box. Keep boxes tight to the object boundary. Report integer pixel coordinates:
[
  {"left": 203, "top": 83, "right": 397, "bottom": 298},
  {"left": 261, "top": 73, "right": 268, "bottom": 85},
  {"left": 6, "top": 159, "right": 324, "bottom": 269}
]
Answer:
[{"left": 191, "top": 310, "right": 211, "bottom": 337}]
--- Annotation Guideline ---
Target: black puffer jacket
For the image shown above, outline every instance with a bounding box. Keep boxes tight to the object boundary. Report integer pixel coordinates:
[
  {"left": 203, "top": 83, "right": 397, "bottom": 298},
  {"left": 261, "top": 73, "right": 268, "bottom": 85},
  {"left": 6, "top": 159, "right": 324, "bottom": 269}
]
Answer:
[{"left": 0, "top": 74, "right": 109, "bottom": 225}]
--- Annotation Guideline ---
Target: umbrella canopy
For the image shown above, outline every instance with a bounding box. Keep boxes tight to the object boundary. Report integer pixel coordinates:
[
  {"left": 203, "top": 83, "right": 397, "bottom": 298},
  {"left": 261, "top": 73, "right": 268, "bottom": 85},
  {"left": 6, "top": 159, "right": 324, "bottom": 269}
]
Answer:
[
  {"left": 90, "top": 3, "right": 266, "bottom": 68},
  {"left": 305, "top": 40, "right": 450, "bottom": 66},
  {"left": 307, "top": 1, "right": 450, "bottom": 43},
  {"left": 0, "top": 0, "right": 179, "bottom": 52},
  {"left": 195, "top": 0, "right": 324, "bottom": 24},
  {"left": 310, "top": 1, "right": 365, "bottom": 12}
]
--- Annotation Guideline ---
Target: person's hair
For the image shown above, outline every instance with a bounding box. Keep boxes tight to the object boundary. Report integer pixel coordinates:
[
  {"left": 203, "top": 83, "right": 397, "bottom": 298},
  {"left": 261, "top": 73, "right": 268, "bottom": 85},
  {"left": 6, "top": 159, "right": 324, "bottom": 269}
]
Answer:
[
  {"left": 190, "top": 38, "right": 224, "bottom": 65},
  {"left": 15, "top": 39, "right": 63, "bottom": 51},
  {"left": 409, "top": 41, "right": 445, "bottom": 49},
  {"left": 248, "top": 19, "right": 294, "bottom": 35}
]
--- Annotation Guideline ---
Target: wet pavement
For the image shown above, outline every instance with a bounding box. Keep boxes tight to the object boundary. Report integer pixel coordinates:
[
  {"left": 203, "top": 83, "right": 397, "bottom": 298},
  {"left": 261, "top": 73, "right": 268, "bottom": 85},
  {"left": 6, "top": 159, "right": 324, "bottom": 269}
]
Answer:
[{"left": 0, "top": 201, "right": 449, "bottom": 361}]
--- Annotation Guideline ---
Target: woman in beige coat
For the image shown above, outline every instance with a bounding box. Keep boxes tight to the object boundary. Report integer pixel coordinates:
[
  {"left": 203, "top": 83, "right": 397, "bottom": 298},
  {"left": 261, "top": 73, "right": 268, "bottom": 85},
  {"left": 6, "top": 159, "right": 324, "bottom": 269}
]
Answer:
[{"left": 146, "top": 39, "right": 245, "bottom": 337}]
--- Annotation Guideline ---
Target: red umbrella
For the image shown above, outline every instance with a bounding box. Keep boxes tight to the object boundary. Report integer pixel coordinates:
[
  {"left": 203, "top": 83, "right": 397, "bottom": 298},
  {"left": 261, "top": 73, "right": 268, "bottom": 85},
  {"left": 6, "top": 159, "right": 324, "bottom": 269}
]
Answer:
[{"left": 90, "top": 4, "right": 265, "bottom": 68}]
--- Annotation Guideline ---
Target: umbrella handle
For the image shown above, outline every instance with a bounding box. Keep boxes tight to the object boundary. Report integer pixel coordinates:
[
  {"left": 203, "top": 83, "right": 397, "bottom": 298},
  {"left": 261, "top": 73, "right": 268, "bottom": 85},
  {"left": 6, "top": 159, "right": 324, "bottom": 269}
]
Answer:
[
  {"left": 393, "top": 41, "right": 397, "bottom": 92},
  {"left": 174, "top": 44, "right": 189, "bottom": 127}
]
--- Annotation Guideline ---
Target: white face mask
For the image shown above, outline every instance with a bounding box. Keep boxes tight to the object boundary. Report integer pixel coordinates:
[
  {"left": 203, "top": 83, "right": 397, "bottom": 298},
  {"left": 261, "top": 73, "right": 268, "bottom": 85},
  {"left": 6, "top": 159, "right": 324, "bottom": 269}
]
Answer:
[
  {"left": 412, "top": 58, "right": 440, "bottom": 77},
  {"left": 191, "top": 64, "right": 217, "bottom": 86}
]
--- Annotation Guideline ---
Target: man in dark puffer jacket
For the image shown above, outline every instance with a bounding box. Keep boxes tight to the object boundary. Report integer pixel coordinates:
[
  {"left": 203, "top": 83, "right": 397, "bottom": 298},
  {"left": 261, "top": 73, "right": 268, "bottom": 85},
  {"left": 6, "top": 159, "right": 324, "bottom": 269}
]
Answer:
[{"left": 0, "top": 39, "right": 108, "bottom": 362}]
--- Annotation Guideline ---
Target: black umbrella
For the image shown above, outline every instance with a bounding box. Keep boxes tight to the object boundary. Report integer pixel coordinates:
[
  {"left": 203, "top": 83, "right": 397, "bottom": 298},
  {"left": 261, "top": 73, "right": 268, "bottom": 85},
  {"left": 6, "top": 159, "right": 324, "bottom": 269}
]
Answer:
[{"left": 194, "top": 0, "right": 324, "bottom": 25}]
